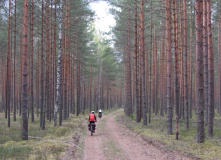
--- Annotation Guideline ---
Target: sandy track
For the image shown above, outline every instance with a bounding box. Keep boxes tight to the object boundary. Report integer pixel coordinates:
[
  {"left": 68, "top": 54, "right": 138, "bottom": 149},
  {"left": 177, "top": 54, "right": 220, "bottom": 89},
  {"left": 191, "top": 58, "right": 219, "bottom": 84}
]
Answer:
[
  {"left": 83, "top": 110, "right": 190, "bottom": 160},
  {"left": 84, "top": 118, "right": 106, "bottom": 160}
]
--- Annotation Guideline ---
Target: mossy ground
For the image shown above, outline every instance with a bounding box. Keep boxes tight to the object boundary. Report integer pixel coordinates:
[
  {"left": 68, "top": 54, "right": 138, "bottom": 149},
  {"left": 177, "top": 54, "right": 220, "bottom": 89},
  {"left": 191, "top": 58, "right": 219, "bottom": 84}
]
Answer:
[
  {"left": 0, "top": 113, "right": 87, "bottom": 160},
  {"left": 117, "top": 110, "right": 221, "bottom": 160}
]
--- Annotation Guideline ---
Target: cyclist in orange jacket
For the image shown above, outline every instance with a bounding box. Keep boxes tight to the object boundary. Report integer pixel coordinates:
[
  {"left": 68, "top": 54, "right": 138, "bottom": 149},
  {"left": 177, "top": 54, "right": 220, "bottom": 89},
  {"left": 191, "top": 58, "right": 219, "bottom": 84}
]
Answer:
[{"left": 88, "top": 111, "right": 97, "bottom": 131}]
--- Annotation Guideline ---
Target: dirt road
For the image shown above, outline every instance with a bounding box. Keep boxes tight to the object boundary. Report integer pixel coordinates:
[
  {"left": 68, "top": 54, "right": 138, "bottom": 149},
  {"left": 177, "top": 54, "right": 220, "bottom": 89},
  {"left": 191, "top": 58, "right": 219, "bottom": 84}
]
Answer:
[{"left": 83, "top": 110, "right": 190, "bottom": 160}]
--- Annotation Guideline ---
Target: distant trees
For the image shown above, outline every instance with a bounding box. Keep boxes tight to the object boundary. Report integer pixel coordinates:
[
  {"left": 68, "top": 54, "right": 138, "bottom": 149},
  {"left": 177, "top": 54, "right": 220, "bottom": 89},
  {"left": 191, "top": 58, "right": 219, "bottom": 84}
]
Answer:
[
  {"left": 0, "top": 0, "right": 123, "bottom": 139},
  {"left": 0, "top": 0, "right": 219, "bottom": 143},
  {"left": 111, "top": 0, "right": 218, "bottom": 143}
]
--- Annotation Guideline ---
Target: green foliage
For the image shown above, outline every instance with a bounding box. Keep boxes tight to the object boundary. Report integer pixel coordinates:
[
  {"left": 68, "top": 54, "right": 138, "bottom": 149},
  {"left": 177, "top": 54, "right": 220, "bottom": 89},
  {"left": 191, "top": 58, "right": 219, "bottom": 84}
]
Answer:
[
  {"left": 0, "top": 142, "right": 31, "bottom": 159},
  {"left": 0, "top": 113, "right": 87, "bottom": 159},
  {"left": 129, "top": 112, "right": 135, "bottom": 119},
  {"left": 102, "top": 46, "right": 121, "bottom": 81},
  {"left": 54, "top": 127, "right": 69, "bottom": 137},
  {"left": 32, "top": 140, "right": 66, "bottom": 160}
]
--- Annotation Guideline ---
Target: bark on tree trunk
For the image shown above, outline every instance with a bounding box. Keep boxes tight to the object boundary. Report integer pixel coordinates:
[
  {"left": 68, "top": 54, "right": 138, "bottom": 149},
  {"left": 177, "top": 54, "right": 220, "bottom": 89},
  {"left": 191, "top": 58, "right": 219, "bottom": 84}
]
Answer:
[
  {"left": 6, "top": 0, "right": 11, "bottom": 127},
  {"left": 148, "top": 0, "right": 153, "bottom": 123},
  {"left": 40, "top": 0, "right": 45, "bottom": 129},
  {"left": 53, "top": 1, "right": 57, "bottom": 117},
  {"left": 13, "top": 0, "right": 17, "bottom": 122},
  {"left": 134, "top": 0, "right": 140, "bottom": 122},
  {"left": 207, "top": 0, "right": 214, "bottom": 137},
  {"left": 219, "top": 6, "right": 221, "bottom": 116},
  {"left": 140, "top": 0, "right": 147, "bottom": 125},
  {"left": 195, "top": 0, "right": 205, "bottom": 143},
  {"left": 203, "top": 0, "right": 209, "bottom": 124},
  {"left": 22, "top": 0, "right": 29, "bottom": 140},
  {"left": 190, "top": 1, "right": 193, "bottom": 119},
  {"left": 54, "top": 0, "right": 63, "bottom": 126},
  {"left": 165, "top": 0, "right": 173, "bottom": 135},
  {"left": 173, "top": 0, "right": 179, "bottom": 119},
  {"left": 154, "top": 29, "right": 158, "bottom": 116},
  {"left": 126, "top": 10, "right": 132, "bottom": 116},
  {"left": 19, "top": 26, "right": 23, "bottom": 117},
  {"left": 30, "top": 0, "right": 34, "bottom": 122},
  {"left": 183, "top": 0, "right": 189, "bottom": 129},
  {"left": 77, "top": 45, "right": 80, "bottom": 116}
]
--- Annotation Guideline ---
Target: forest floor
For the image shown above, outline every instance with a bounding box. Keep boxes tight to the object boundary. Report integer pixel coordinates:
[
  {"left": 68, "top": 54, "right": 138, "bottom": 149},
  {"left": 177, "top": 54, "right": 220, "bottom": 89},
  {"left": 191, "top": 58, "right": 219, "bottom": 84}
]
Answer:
[
  {"left": 69, "top": 109, "right": 194, "bottom": 160},
  {"left": 1, "top": 109, "right": 220, "bottom": 159}
]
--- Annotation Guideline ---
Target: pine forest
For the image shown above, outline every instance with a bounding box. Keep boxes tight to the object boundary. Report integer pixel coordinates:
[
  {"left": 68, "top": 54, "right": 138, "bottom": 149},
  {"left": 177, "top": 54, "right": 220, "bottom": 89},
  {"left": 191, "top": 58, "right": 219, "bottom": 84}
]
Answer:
[{"left": 0, "top": 0, "right": 221, "bottom": 159}]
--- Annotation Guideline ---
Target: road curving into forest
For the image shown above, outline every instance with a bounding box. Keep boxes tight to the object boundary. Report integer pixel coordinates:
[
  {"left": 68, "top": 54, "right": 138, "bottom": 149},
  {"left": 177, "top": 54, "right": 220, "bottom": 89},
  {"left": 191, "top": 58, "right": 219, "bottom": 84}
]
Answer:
[{"left": 83, "top": 109, "right": 190, "bottom": 160}]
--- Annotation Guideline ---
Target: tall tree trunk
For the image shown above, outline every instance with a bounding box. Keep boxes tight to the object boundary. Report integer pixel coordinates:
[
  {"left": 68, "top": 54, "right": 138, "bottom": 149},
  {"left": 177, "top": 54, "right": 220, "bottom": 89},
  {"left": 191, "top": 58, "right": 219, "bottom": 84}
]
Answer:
[
  {"left": 154, "top": 29, "right": 158, "bottom": 115},
  {"left": 98, "top": 61, "right": 102, "bottom": 111},
  {"left": 195, "top": 0, "right": 205, "bottom": 143},
  {"left": 179, "top": 0, "right": 184, "bottom": 120},
  {"left": 64, "top": 0, "right": 69, "bottom": 120},
  {"left": 53, "top": 1, "right": 57, "bottom": 117},
  {"left": 189, "top": 0, "right": 193, "bottom": 119},
  {"left": 173, "top": 0, "right": 179, "bottom": 119},
  {"left": 107, "top": 80, "right": 110, "bottom": 109},
  {"left": 219, "top": 5, "right": 221, "bottom": 116},
  {"left": 101, "top": 64, "right": 104, "bottom": 109},
  {"left": 148, "top": 0, "right": 153, "bottom": 123},
  {"left": 183, "top": 0, "right": 189, "bottom": 129},
  {"left": 94, "top": 73, "right": 97, "bottom": 110},
  {"left": 140, "top": 0, "right": 147, "bottom": 125},
  {"left": 165, "top": 0, "right": 172, "bottom": 135},
  {"left": 22, "top": 0, "right": 29, "bottom": 140},
  {"left": 203, "top": 0, "right": 209, "bottom": 124},
  {"left": 40, "top": 0, "right": 45, "bottom": 129},
  {"left": 126, "top": 10, "right": 132, "bottom": 116},
  {"left": 0, "top": 61, "right": 3, "bottom": 113},
  {"left": 54, "top": 0, "right": 63, "bottom": 126},
  {"left": 89, "top": 66, "right": 92, "bottom": 112},
  {"left": 72, "top": 39, "right": 75, "bottom": 114},
  {"left": 76, "top": 45, "right": 80, "bottom": 116},
  {"left": 6, "top": 0, "right": 11, "bottom": 127},
  {"left": 160, "top": 25, "right": 165, "bottom": 117},
  {"left": 13, "top": 0, "right": 17, "bottom": 121},
  {"left": 36, "top": 25, "right": 40, "bottom": 117},
  {"left": 49, "top": 0, "right": 53, "bottom": 121},
  {"left": 207, "top": 0, "right": 214, "bottom": 137},
  {"left": 45, "top": 0, "right": 50, "bottom": 121},
  {"left": 134, "top": 0, "right": 140, "bottom": 122},
  {"left": 3, "top": 66, "right": 6, "bottom": 115},
  {"left": 19, "top": 26, "right": 23, "bottom": 116},
  {"left": 30, "top": 0, "right": 34, "bottom": 122}
]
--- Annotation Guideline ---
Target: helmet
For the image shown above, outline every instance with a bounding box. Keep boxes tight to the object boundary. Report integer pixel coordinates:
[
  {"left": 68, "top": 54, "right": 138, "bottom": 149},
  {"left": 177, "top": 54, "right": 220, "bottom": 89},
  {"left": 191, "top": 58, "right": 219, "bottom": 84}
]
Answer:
[{"left": 91, "top": 111, "right": 94, "bottom": 113}]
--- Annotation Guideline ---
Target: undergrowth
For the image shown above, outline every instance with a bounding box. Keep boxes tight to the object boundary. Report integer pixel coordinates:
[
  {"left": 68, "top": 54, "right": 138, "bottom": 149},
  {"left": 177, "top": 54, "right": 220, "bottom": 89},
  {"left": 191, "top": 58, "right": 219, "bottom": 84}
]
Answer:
[
  {"left": 116, "top": 109, "right": 221, "bottom": 160},
  {"left": 0, "top": 113, "right": 87, "bottom": 160}
]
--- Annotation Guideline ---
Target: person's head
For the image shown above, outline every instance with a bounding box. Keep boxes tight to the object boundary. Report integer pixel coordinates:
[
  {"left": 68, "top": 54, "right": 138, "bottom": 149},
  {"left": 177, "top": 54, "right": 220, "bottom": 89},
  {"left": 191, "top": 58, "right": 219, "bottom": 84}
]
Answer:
[{"left": 91, "top": 111, "right": 95, "bottom": 114}]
